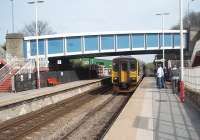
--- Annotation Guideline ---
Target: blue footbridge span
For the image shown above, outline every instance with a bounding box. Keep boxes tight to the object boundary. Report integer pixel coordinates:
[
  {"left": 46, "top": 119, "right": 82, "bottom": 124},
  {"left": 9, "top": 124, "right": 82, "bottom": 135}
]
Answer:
[{"left": 24, "top": 30, "right": 188, "bottom": 59}]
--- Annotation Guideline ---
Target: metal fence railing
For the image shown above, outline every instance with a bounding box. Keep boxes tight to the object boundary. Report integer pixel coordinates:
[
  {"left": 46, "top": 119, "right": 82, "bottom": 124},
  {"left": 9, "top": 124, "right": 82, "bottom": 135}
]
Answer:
[
  {"left": 169, "top": 60, "right": 191, "bottom": 68},
  {"left": 15, "top": 58, "right": 49, "bottom": 75},
  {"left": 15, "top": 59, "right": 35, "bottom": 75},
  {"left": 0, "top": 46, "right": 49, "bottom": 86},
  {"left": 0, "top": 57, "right": 22, "bottom": 85},
  {"left": 39, "top": 58, "right": 49, "bottom": 68},
  {"left": 184, "top": 66, "right": 200, "bottom": 93}
]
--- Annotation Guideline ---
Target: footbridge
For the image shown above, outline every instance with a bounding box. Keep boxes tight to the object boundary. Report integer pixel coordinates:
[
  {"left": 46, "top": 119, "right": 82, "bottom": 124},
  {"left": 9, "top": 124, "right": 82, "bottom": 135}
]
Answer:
[{"left": 24, "top": 30, "right": 188, "bottom": 59}]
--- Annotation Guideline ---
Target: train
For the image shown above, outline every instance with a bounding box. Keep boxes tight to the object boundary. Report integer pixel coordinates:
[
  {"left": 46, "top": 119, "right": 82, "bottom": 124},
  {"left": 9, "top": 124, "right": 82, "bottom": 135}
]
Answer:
[{"left": 112, "top": 56, "right": 144, "bottom": 93}]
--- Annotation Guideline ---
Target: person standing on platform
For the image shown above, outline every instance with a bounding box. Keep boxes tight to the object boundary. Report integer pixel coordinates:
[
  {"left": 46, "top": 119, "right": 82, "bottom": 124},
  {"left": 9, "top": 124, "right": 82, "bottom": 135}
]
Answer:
[
  {"left": 157, "top": 64, "right": 164, "bottom": 89},
  {"left": 171, "top": 65, "right": 180, "bottom": 94}
]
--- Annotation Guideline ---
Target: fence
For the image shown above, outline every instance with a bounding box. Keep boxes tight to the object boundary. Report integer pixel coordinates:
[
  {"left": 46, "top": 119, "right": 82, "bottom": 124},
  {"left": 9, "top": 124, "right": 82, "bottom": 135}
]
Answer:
[
  {"left": 184, "top": 66, "right": 200, "bottom": 93},
  {"left": 0, "top": 56, "right": 23, "bottom": 85},
  {"left": 14, "top": 67, "right": 98, "bottom": 92}
]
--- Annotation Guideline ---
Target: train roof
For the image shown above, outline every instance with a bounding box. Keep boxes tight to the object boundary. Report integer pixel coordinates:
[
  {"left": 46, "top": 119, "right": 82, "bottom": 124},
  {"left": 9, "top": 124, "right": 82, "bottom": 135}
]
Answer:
[
  {"left": 112, "top": 56, "right": 145, "bottom": 65},
  {"left": 112, "top": 56, "right": 137, "bottom": 61}
]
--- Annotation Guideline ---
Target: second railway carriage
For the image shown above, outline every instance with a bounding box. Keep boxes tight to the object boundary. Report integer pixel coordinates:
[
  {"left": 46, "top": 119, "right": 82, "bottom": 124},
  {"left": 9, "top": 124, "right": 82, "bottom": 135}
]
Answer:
[{"left": 112, "top": 56, "right": 144, "bottom": 93}]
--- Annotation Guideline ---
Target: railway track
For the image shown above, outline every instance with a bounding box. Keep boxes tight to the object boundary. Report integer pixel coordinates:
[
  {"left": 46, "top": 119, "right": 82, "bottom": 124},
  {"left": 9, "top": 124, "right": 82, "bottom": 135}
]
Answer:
[
  {"left": 0, "top": 80, "right": 140, "bottom": 140},
  {"left": 0, "top": 86, "right": 111, "bottom": 140},
  {"left": 60, "top": 93, "right": 130, "bottom": 140},
  {"left": 60, "top": 94, "right": 117, "bottom": 140}
]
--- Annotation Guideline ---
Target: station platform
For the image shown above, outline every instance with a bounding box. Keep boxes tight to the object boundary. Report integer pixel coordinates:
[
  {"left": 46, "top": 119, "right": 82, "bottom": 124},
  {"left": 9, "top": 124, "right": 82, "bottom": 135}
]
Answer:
[
  {"left": 0, "top": 79, "right": 101, "bottom": 107},
  {"left": 104, "top": 77, "right": 200, "bottom": 140},
  {"left": 0, "top": 79, "right": 104, "bottom": 122}
]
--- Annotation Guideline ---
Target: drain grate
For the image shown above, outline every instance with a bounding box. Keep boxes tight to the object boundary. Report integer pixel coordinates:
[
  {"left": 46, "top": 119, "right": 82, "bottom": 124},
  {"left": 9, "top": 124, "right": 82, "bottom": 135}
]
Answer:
[{"left": 133, "top": 116, "right": 150, "bottom": 130}]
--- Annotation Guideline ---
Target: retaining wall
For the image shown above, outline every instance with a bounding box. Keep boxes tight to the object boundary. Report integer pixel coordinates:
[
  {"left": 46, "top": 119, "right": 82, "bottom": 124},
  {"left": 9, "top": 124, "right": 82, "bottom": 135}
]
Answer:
[{"left": 0, "top": 80, "right": 104, "bottom": 123}]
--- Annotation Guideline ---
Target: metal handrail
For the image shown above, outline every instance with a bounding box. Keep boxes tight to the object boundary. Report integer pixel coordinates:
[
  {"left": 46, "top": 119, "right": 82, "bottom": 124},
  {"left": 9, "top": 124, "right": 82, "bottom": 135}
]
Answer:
[
  {"left": 0, "top": 57, "right": 20, "bottom": 85},
  {"left": 0, "top": 56, "right": 29, "bottom": 84},
  {"left": 15, "top": 58, "right": 48, "bottom": 75},
  {"left": 15, "top": 59, "right": 35, "bottom": 75},
  {"left": 0, "top": 46, "right": 49, "bottom": 85},
  {"left": 168, "top": 60, "right": 191, "bottom": 67},
  {"left": 39, "top": 58, "right": 49, "bottom": 68}
]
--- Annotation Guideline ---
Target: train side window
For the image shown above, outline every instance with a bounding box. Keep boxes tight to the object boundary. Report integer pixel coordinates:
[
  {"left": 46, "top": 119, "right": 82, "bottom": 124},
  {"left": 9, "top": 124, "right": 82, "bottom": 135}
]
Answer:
[
  {"left": 130, "top": 63, "right": 136, "bottom": 71},
  {"left": 122, "top": 63, "right": 128, "bottom": 71},
  {"left": 113, "top": 62, "right": 119, "bottom": 71}
]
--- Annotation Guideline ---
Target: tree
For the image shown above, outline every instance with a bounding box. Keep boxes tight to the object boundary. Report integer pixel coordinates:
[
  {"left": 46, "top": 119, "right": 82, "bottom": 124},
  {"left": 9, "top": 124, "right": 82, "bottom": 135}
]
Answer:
[
  {"left": 20, "top": 20, "right": 55, "bottom": 36},
  {"left": 172, "top": 11, "right": 200, "bottom": 30}
]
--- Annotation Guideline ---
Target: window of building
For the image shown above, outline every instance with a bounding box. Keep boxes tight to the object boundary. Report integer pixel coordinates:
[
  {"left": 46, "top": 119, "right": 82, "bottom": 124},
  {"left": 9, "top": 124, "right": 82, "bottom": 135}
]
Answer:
[
  {"left": 117, "top": 34, "right": 129, "bottom": 49},
  {"left": 101, "top": 35, "right": 114, "bottom": 50},
  {"left": 85, "top": 36, "right": 98, "bottom": 51},
  {"left": 132, "top": 34, "right": 145, "bottom": 48},
  {"left": 67, "top": 37, "right": 81, "bottom": 52},
  {"left": 159, "top": 33, "right": 172, "bottom": 47},
  {"left": 146, "top": 34, "right": 158, "bottom": 48},
  {"left": 174, "top": 34, "right": 180, "bottom": 47},
  {"left": 48, "top": 38, "right": 63, "bottom": 54},
  {"left": 30, "top": 39, "right": 45, "bottom": 56}
]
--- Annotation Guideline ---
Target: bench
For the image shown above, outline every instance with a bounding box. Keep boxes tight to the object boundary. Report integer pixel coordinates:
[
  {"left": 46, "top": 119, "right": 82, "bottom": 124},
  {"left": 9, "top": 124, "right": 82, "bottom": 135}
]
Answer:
[{"left": 47, "top": 78, "right": 59, "bottom": 86}]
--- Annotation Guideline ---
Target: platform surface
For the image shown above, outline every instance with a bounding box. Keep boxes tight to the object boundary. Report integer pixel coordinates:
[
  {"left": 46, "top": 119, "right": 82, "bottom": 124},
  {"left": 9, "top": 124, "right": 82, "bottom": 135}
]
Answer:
[
  {"left": 0, "top": 79, "right": 101, "bottom": 107},
  {"left": 104, "top": 77, "right": 200, "bottom": 140}
]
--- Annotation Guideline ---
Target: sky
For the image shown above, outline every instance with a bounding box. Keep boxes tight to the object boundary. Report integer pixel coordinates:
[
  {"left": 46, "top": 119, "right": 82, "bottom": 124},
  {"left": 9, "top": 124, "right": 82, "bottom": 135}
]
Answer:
[{"left": 0, "top": 0, "right": 200, "bottom": 62}]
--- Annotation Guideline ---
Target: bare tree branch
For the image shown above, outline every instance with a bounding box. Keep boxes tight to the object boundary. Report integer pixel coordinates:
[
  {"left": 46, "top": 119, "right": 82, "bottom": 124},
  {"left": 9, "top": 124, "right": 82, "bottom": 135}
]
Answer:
[
  {"left": 20, "top": 20, "right": 55, "bottom": 36},
  {"left": 171, "top": 11, "right": 200, "bottom": 30}
]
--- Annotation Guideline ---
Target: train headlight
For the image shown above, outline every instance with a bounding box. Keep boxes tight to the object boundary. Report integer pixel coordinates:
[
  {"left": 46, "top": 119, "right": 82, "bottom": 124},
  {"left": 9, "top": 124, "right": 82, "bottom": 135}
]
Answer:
[{"left": 113, "top": 77, "right": 119, "bottom": 83}]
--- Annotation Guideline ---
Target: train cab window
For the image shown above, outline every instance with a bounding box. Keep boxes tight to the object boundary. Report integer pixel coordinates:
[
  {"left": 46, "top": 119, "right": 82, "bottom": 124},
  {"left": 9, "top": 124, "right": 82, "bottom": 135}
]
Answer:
[
  {"left": 113, "top": 62, "right": 119, "bottom": 71},
  {"left": 121, "top": 63, "right": 128, "bottom": 71},
  {"left": 130, "top": 63, "right": 136, "bottom": 71}
]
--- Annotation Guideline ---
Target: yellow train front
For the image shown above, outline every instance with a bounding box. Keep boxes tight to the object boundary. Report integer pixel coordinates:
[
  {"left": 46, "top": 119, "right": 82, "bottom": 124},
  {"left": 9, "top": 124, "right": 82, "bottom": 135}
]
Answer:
[{"left": 112, "top": 57, "right": 144, "bottom": 93}]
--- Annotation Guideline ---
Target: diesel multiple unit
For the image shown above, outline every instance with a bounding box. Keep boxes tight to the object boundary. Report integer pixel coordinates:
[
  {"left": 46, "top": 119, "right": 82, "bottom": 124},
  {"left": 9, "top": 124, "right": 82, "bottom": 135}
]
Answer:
[{"left": 112, "top": 57, "right": 144, "bottom": 92}]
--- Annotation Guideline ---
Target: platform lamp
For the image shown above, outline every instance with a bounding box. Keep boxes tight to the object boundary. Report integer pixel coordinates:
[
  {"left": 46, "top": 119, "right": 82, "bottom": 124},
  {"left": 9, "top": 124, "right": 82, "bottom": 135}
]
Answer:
[
  {"left": 156, "top": 12, "right": 170, "bottom": 69},
  {"left": 27, "top": 0, "right": 45, "bottom": 89},
  {"left": 179, "top": 0, "right": 185, "bottom": 103},
  {"left": 10, "top": 0, "right": 14, "bottom": 32}
]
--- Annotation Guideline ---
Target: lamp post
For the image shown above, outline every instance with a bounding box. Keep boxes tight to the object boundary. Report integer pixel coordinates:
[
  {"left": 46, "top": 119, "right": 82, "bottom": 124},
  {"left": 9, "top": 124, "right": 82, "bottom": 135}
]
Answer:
[
  {"left": 28, "top": 0, "right": 44, "bottom": 89},
  {"left": 10, "top": 0, "right": 14, "bottom": 32},
  {"left": 179, "top": 0, "right": 185, "bottom": 103},
  {"left": 156, "top": 12, "right": 170, "bottom": 69},
  {"left": 187, "top": 0, "right": 196, "bottom": 27}
]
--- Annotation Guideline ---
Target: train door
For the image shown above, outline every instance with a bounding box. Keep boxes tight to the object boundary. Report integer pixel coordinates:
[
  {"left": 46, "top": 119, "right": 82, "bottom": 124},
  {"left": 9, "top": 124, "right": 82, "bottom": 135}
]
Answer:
[{"left": 120, "top": 61, "right": 128, "bottom": 83}]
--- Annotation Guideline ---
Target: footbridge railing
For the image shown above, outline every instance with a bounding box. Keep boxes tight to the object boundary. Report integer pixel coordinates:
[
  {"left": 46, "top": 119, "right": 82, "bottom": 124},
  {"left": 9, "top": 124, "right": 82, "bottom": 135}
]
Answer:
[
  {"left": 15, "top": 58, "right": 49, "bottom": 75},
  {"left": 14, "top": 59, "right": 35, "bottom": 75},
  {"left": 0, "top": 57, "right": 23, "bottom": 85}
]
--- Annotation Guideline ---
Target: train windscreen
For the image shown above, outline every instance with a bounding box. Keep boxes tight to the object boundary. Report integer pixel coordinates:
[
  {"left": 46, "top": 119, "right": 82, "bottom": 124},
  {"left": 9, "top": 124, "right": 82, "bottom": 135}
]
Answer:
[
  {"left": 130, "top": 62, "right": 136, "bottom": 71},
  {"left": 113, "top": 62, "right": 119, "bottom": 71},
  {"left": 121, "top": 63, "right": 128, "bottom": 71}
]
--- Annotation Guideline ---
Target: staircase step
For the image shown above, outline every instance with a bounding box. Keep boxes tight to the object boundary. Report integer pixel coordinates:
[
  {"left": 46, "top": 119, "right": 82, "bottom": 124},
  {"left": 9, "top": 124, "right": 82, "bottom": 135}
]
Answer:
[
  {"left": 0, "top": 87, "right": 10, "bottom": 89},
  {"left": 0, "top": 90, "right": 11, "bottom": 92},
  {"left": 0, "top": 86, "right": 11, "bottom": 88},
  {"left": 0, "top": 89, "right": 11, "bottom": 91}
]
